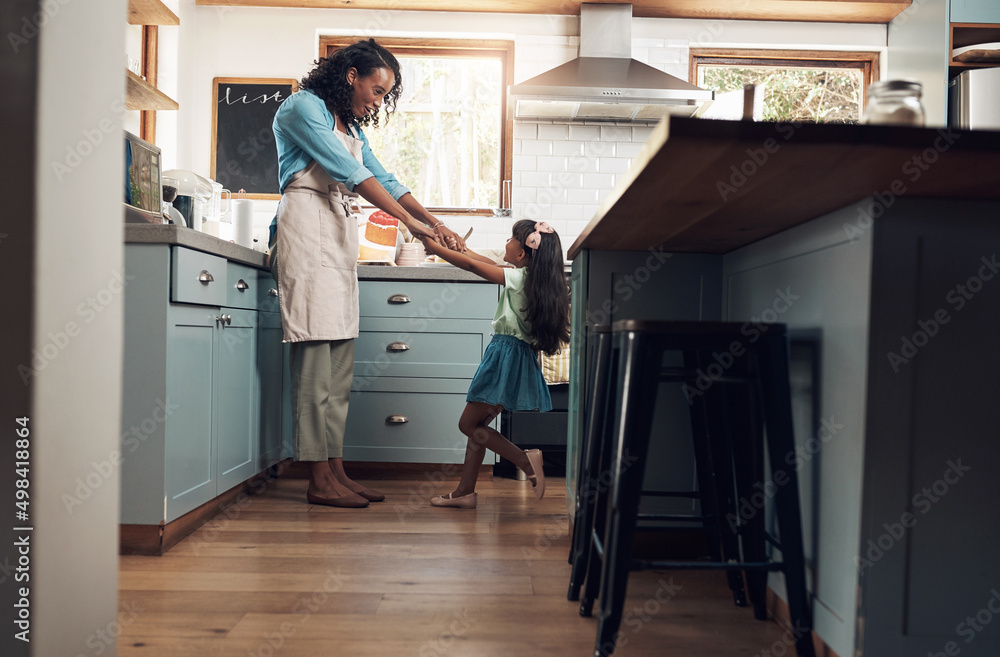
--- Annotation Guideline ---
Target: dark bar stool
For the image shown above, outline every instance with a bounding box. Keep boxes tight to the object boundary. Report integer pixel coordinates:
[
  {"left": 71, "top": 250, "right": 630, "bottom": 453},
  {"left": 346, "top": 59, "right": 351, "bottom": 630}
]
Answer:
[
  {"left": 584, "top": 320, "right": 815, "bottom": 657},
  {"left": 567, "top": 325, "right": 747, "bottom": 608}
]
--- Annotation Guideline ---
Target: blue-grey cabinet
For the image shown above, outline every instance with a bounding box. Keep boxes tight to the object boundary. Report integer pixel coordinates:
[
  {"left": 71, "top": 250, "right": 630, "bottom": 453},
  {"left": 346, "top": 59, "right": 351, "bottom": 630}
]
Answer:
[
  {"left": 257, "top": 270, "right": 290, "bottom": 470},
  {"left": 345, "top": 278, "right": 498, "bottom": 463},
  {"left": 122, "top": 245, "right": 264, "bottom": 525}
]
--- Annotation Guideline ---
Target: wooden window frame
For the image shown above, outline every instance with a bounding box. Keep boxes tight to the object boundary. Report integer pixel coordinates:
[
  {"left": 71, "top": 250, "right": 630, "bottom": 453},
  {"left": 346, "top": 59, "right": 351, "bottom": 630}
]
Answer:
[
  {"left": 690, "top": 49, "right": 881, "bottom": 116},
  {"left": 319, "top": 36, "right": 514, "bottom": 215}
]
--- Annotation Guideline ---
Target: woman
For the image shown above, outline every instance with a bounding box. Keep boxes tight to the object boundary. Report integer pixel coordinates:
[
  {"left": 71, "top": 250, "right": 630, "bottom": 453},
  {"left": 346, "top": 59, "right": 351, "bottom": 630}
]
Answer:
[{"left": 269, "top": 39, "right": 466, "bottom": 508}]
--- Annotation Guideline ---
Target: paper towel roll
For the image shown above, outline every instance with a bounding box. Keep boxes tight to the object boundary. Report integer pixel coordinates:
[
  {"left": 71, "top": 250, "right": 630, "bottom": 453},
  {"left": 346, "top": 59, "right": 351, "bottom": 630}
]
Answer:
[{"left": 232, "top": 199, "right": 254, "bottom": 248}]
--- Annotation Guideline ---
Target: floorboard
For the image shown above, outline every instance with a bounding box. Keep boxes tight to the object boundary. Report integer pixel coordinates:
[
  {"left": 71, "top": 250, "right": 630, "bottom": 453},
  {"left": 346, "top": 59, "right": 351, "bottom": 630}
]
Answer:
[{"left": 117, "top": 474, "right": 792, "bottom": 656}]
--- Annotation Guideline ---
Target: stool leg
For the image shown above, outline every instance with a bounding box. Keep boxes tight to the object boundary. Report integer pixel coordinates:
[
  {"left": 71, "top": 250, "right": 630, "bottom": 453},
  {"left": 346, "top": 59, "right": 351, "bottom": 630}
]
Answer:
[
  {"left": 594, "top": 331, "right": 660, "bottom": 657},
  {"left": 755, "top": 333, "right": 816, "bottom": 657},
  {"left": 729, "top": 383, "right": 769, "bottom": 620},
  {"left": 685, "top": 350, "right": 748, "bottom": 608},
  {"left": 569, "top": 330, "right": 611, "bottom": 600},
  {"left": 580, "top": 347, "right": 619, "bottom": 617}
]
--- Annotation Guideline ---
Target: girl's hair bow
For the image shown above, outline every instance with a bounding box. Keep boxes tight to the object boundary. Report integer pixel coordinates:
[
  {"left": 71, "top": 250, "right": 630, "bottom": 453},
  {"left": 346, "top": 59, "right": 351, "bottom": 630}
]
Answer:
[{"left": 524, "top": 221, "right": 554, "bottom": 250}]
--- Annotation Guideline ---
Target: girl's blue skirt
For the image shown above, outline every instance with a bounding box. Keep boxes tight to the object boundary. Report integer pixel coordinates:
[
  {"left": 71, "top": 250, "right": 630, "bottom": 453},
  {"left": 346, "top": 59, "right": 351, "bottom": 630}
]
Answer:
[{"left": 466, "top": 334, "right": 552, "bottom": 412}]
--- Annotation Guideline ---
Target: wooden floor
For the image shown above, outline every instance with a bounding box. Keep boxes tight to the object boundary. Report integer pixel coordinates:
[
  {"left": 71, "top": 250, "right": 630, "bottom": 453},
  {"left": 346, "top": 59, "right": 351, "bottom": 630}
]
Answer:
[{"left": 117, "top": 472, "right": 793, "bottom": 656}]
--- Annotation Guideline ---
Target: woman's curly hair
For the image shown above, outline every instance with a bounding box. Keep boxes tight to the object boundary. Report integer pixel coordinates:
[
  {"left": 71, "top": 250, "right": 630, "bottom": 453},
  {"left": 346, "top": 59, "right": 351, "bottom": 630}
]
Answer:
[{"left": 299, "top": 39, "right": 402, "bottom": 129}]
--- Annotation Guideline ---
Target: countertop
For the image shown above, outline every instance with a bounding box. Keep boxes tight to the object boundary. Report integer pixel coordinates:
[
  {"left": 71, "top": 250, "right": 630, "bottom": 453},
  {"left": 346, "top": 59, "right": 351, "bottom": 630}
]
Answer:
[
  {"left": 568, "top": 116, "right": 1000, "bottom": 258},
  {"left": 124, "top": 224, "right": 489, "bottom": 282}
]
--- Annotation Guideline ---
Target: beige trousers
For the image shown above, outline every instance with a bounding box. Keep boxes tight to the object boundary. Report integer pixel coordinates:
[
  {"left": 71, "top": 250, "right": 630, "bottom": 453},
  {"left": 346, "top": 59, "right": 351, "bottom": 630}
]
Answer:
[{"left": 289, "top": 339, "right": 355, "bottom": 462}]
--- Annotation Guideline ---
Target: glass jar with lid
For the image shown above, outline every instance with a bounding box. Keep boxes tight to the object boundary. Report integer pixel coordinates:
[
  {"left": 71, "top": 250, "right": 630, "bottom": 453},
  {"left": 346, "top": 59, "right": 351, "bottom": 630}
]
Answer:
[{"left": 862, "top": 79, "right": 925, "bottom": 126}]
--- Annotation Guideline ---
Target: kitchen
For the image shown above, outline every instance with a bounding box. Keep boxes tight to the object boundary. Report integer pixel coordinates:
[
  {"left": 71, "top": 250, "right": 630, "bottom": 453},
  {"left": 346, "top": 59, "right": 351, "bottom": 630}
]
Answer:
[{"left": 5, "top": 1, "right": 1000, "bottom": 656}]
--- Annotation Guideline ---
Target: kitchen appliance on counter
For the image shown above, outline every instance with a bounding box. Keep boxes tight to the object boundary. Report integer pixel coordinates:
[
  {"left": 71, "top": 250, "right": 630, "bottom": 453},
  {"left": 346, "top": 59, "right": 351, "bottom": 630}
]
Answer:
[
  {"left": 162, "top": 169, "right": 212, "bottom": 231},
  {"left": 950, "top": 67, "right": 1000, "bottom": 130},
  {"left": 124, "top": 131, "right": 163, "bottom": 224}
]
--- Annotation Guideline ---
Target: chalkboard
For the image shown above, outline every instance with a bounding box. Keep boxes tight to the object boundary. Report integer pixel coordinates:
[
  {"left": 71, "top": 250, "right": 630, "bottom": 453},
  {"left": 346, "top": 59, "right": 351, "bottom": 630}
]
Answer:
[{"left": 211, "top": 77, "right": 297, "bottom": 199}]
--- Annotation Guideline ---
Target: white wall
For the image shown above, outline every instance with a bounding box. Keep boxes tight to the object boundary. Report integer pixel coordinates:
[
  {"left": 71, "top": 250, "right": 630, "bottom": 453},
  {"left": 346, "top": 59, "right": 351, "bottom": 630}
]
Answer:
[
  {"left": 160, "top": 2, "right": 885, "bottom": 258},
  {"left": 34, "top": 0, "right": 127, "bottom": 654}
]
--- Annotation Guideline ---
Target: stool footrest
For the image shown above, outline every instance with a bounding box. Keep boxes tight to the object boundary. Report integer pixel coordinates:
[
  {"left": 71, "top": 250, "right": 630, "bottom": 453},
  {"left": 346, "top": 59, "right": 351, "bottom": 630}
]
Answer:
[{"left": 631, "top": 560, "right": 785, "bottom": 572}]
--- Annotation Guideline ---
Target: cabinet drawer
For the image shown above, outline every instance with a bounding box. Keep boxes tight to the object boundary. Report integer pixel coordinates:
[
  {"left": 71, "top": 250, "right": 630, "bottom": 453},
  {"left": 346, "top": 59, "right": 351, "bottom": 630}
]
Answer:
[
  {"left": 344, "top": 387, "right": 471, "bottom": 463},
  {"left": 257, "top": 270, "right": 280, "bottom": 314},
  {"left": 359, "top": 280, "right": 497, "bottom": 320},
  {"left": 226, "top": 262, "right": 258, "bottom": 310},
  {"left": 354, "top": 319, "right": 488, "bottom": 380},
  {"left": 171, "top": 247, "right": 227, "bottom": 306}
]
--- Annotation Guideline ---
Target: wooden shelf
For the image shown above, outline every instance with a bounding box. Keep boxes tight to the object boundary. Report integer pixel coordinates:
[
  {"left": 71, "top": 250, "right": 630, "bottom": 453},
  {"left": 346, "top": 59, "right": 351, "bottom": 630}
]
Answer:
[
  {"left": 949, "top": 23, "right": 1000, "bottom": 73},
  {"left": 126, "top": 69, "right": 178, "bottom": 110},
  {"left": 128, "top": 0, "right": 179, "bottom": 25},
  {"left": 194, "top": 0, "right": 910, "bottom": 24},
  {"left": 568, "top": 116, "right": 1000, "bottom": 258}
]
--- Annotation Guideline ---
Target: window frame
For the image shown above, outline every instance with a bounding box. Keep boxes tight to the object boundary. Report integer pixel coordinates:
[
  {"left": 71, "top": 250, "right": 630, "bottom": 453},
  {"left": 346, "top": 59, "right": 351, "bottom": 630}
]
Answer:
[
  {"left": 319, "top": 36, "right": 514, "bottom": 215},
  {"left": 689, "top": 49, "right": 881, "bottom": 120}
]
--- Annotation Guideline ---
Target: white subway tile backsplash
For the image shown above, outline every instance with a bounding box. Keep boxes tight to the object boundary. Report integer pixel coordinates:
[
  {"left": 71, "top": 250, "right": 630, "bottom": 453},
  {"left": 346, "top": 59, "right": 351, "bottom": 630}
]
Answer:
[
  {"left": 534, "top": 185, "right": 568, "bottom": 205},
  {"left": 616, "top": 142, "right": 646, "bottom": 158},
  {"left": 550, "top": 204, "right": 584, "bottom": 222},
  {"left": 584, "top": 173, "right": 616, "bottom": 189},
  {"left": 568, "top": 155, "right": 601, "bottom": 174},
  {"left": 631, "top": 126, "right": 656, "bottom": 143},
  {"left": 537, "top": 124, "right": 569, "bottom": 140},
  {"left": 512, "top": 186, "right": 537, "bottom": 204},
  {"left": 601, "top": 126, "right": 632, "bottom": 142},
  {"left": 521, "top": 140, "right": 554, "bottom": 156},
  {"left": 599, "top": 157, "right": 631, "bottom": 174},
  {"left": 549, "top": 171, "right": 585, "bottom": 190},
  {"left": 553, "top": 140, "right": 585, "bottom": 156},
  {"left": 514, "top": 154, "right": 538, "bottom": 172},
  {"left": 584, "top": 141, "right": 615, "bottom": 158},
  {"left": 513, "top": 123, "right": 537, "bottom": 140},
  {"left": 568, "top": 125, "right": 601, "bottom": 141},
  {"left": 519, "top": 171, "right": 551, "bottom": 187},
  {"left": 537, "top": 155, "right": 569, "bottom": 172},
  {"left": 567, "top": 188, "right": 600, "bottom": 205},
  {"left": 581, "top": 205, "right": 601, "bottom": 221}
]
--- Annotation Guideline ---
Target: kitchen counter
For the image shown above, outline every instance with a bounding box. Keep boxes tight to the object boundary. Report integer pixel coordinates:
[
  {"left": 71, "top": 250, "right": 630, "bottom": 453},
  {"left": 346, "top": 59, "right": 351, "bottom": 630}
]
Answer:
[
  {"left": 124, "top": 224, "right": 487, "bottom": 282},
  {"left": 568, "top": 116, "right": 1000, "bottom": 257}
]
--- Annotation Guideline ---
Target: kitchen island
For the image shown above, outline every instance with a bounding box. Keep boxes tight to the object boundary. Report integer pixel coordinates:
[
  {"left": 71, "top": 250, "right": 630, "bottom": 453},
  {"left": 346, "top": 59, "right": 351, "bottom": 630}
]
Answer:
[
  {"left": 566, "top": 116, "right": 1000, "bottom": 657},
  {"left": 120, "top": 226, "right": 496, "bottom": 554}
]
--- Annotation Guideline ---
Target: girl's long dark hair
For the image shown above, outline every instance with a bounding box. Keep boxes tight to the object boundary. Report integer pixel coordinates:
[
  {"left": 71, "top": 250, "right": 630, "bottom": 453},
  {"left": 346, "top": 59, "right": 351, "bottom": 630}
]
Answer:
[
  {"left": 299, "top": 39, "right": 402, "bottom": 129},
  {"left": 512, "top": 219, "right": 570, "bottom": 356}
]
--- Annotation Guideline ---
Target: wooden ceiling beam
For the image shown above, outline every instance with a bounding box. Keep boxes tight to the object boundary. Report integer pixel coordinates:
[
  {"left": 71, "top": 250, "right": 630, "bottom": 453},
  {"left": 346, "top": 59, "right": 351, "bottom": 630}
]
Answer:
[{"left": 194, "top": 0, "right": 912, "bottom": 25}]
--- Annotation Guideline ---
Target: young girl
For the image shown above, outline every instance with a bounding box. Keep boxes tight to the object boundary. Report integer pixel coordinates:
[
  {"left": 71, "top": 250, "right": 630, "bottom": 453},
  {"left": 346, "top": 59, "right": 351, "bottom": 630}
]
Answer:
[{"left": 420, "top": 220, "right": 570, "bottom": 509}]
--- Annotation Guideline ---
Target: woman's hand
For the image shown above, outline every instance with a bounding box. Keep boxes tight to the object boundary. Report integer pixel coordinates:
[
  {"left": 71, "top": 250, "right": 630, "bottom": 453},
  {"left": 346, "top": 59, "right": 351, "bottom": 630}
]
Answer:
[
  {"left": 406, "top": 220, "right": 439, "bottom": 243},
  {"left": 434, "top": 224, "right": 466, "bottom": 252}
]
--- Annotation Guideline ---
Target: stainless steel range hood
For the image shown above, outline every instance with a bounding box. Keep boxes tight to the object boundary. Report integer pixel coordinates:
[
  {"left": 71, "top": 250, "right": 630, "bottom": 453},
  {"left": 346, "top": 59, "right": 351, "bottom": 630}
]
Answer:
[{"left": 509, "top": 3, "right": 714, "bottom": 123}]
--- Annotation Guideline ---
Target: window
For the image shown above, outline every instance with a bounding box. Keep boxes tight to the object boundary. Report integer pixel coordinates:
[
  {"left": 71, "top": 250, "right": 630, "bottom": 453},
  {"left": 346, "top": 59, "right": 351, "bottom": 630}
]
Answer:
[
  {"left": 321, "top": 37, "right": 513, "bottom": 212},
  {"left": 690, "top": 50, "right": 880, "bottom": 123}
]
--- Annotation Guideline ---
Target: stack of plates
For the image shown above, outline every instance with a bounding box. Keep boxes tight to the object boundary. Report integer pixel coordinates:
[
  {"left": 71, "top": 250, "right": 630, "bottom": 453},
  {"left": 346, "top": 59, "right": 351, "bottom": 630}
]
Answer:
[{"left": 396, "top": 242, "right": 425, "bottom": 266}]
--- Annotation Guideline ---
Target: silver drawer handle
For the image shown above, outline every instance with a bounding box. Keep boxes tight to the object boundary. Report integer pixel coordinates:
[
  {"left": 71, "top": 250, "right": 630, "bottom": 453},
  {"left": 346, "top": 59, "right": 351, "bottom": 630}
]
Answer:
[
  {"left": 386, "top": 342, "right": 410, "bottom": 352},
  {"left": 387, "top": 294, "right": 410, "bottom": 304},
  {"left": 215, "top": 315, "right": 232, "bottom": 326},
  {"left": 198, "top": 270, "right": 215, "bottom": 284},
  {"left": 385, "top": 414, "right": 409, "bottom": 425},
  {"left": 268, "top": 288, "right": 278, "bottom": 297},
  {"left": 236, "top": 279, "right": 249, "bottom": 292}
]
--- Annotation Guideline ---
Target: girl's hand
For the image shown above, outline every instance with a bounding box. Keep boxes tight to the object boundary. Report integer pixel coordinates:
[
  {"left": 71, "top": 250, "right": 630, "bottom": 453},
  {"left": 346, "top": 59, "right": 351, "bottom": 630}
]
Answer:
[
  {"left": 418, "top": 234, "right": 443, "bottom": 254},
  {"left": 435, "top": 225, "right": 466, "bottom": 252},
  {"left": 407, "top": 221, "right": 439, "bottom": 243}
]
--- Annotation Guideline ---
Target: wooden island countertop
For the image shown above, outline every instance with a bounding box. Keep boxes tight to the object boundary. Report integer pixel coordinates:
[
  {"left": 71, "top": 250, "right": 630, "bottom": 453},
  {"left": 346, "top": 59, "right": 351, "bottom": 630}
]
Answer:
[{"left": 568, "top": 116, "right": 1000, "bottom": 258}]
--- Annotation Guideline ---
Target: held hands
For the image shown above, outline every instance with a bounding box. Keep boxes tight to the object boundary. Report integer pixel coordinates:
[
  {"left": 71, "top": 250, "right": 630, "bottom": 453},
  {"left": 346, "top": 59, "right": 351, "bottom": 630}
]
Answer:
[{"left": 434, "top": 224, "right": 466, "bottom": 252}]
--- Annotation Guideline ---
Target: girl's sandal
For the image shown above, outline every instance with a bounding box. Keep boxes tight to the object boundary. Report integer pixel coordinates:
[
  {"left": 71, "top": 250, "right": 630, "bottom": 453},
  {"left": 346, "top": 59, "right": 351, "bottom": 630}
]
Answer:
[
  {"left": 526, "top": 449, "right": 545, "bottom": 500},
  {"left": 430, "top": 491, "right": 478, "bottom": 509}
]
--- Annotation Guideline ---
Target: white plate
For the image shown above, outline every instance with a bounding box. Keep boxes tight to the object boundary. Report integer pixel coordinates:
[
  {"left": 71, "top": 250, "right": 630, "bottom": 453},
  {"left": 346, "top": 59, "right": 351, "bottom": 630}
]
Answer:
[{"left": 953, "top": 42, "right": 1000, "bottom": 62}]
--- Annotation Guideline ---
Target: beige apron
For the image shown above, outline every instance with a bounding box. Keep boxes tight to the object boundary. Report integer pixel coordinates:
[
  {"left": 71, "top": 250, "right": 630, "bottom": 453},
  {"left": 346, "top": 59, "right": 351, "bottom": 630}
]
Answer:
[{"left": 275, "top": 128, "right": 364, "bottom": 342}]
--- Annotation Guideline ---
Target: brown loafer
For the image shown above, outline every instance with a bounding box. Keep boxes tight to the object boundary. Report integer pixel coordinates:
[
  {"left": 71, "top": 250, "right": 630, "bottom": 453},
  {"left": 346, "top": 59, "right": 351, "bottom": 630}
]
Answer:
[
  {"left": 306, "top": 491, "right": 369, "bottom": 508},
  {"left": 357, "top": 488, "right": 385, "bottom": 502}
]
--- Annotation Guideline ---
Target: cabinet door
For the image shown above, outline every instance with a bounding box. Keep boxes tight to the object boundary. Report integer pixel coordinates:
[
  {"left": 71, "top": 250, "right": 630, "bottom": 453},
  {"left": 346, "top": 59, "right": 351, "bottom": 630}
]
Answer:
[
  {"left": 216, "top": 308, "right": 259, "bottom": 492},
  {"left": 951, "top": 0, "right": 1000, "bottom": 23},
  {"left": 258, "top": 311, "right": 284, "bottom": 469},
  {"left": 165, "top": 304, "right": 217, "bottom": 521}
]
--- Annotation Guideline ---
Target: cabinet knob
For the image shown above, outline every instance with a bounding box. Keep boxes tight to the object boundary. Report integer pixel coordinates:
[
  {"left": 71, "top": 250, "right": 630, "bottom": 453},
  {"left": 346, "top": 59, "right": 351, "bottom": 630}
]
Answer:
[
  {"left": 386, "top": 342, "right": 410, "bottom": 352},
  {"left": 225, "top": 314, "right": 232, "bottom": 325},
  {"left": 268, "top": 288, "right": 278, "bottom": 297},
  {"left": 198, "top": 270, "right": 215, "bottom": 284},
  {"left": 385, "top": 414, "right": 409, "bottom": 425},
  {"left": 387, "top": 294, "right": 410, "bottom": 304},
  {"left": 236, "top": 279, "right": 249, "bottom": 292}
]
